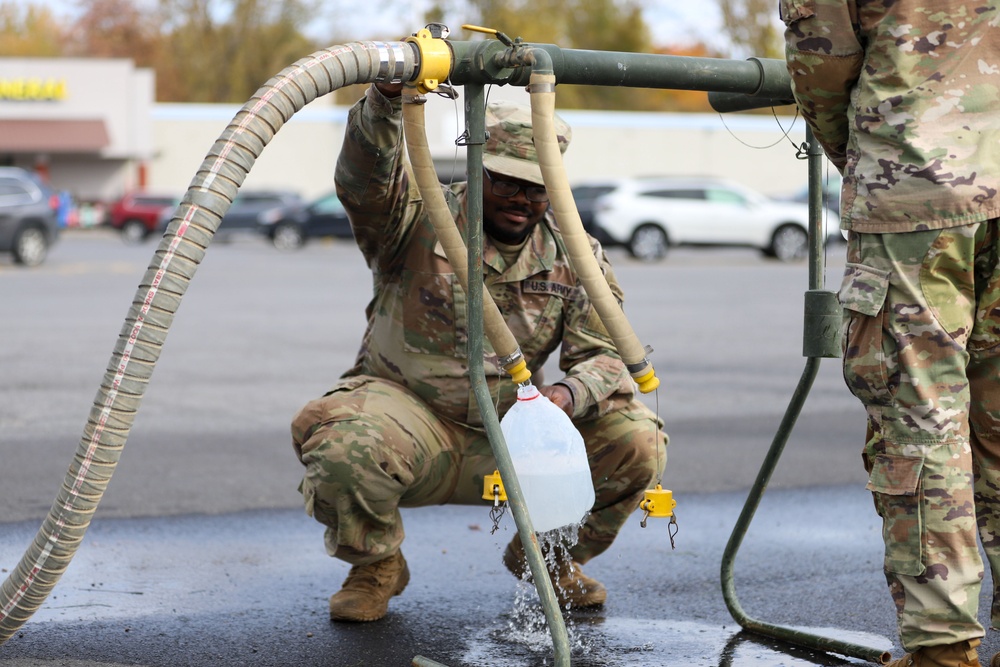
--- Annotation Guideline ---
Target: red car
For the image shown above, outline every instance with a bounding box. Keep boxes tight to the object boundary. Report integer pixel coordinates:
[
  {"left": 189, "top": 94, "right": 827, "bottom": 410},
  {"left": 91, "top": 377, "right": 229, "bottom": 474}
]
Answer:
[{"left": 107, "top": 192, "right": 177, "bottom": 244}]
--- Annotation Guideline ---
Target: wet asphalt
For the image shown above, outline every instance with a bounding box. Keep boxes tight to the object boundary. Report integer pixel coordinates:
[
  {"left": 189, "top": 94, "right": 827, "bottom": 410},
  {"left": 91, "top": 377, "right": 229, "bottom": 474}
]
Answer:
[
  {"left": 1, "top": 486, "right": 903, "bottom": 667},
  {"left": 2, "top": 230, "right": 999, "bottom": 666}
]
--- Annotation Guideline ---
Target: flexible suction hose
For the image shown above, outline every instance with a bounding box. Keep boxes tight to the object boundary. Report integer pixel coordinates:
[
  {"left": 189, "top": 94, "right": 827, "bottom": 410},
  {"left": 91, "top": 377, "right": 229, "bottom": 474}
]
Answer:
[
  {"left": 526, "top": 58, "right": 660, "bottom": 393},
  {"left": 0, "top": 41, "right": 419, "bottom": 644},
  {"left": 400, "top": 94, "right": 531, "bottom": 384}
]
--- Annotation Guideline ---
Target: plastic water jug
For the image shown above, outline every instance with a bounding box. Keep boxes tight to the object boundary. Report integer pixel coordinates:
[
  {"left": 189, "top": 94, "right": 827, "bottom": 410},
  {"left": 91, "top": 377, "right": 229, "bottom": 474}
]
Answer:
[{"left": 499, "top": 384, "right": 596, "bottom": 533}]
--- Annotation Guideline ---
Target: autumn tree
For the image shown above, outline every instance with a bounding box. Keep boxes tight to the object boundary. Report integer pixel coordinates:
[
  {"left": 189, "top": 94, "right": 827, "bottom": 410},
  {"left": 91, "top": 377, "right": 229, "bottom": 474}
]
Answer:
[
  {"left": 716, "top": 0, "right": 783, "bottom": 59},
  {"left": 63, "top": 0, "right": 162, "bottom": 65},
  {"left": 155, "top": 0, "right": 319, "bottom": 102},
  {"left": 414, "top": 0, "right": 713, "bottom": 112},
  {"left": 0, "top": 2, "right": 67, "bottom": 56},
  {"left": 3, "top": 0, "right": 749, "bottom": 112}
]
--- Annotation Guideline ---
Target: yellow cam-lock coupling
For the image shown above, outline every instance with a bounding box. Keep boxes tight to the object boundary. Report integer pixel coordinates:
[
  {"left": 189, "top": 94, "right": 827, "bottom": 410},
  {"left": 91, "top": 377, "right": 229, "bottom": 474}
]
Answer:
[
  {"left": 482, "top": 470, "right": 507, "bottom": 503},
  {"left": 632, "top": 367, "right": 660, "bottom": 394},
  {"left": 405, "top": 28, "right": 452, "bottom": 94},
  {"left": 639, "top": 484, "right": 675, "bottom": 519},
  {"left": 502, "top": 357, "right": 531, "bottom": 385}
]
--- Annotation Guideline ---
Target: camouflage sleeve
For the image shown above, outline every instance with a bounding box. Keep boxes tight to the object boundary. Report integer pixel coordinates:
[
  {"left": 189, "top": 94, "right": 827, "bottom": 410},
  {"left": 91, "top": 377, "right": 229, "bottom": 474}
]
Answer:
[
  {"left": 557, "top": 239, "right": 636, "bottom": 421},
  {"left": 781, "top": 0, "right": 863, "bottom": 171},
  {"left": 334, "top": 85, "right": 422, "bottom": 269}
]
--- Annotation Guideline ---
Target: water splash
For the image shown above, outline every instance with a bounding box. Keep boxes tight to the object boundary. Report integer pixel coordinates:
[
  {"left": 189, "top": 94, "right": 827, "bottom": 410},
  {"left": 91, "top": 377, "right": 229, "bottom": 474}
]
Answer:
[{"left": 497, "top": 523, "right": 595, "bottom": 661}]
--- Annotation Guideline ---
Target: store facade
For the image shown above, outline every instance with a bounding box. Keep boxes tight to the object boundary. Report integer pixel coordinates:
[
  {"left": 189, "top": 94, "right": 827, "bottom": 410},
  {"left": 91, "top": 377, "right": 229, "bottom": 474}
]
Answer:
[
  {"left": 0, "top": 58, "right": 155, "bottom": 203},
  {"left": 0, "top": 57, "right": 818, "bottom": 217}
]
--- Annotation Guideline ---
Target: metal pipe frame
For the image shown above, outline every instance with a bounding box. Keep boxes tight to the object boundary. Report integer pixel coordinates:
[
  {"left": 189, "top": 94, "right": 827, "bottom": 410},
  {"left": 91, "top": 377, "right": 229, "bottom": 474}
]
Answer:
[
  {"left": 463, "top": 81, "right": 573, "bottom": 667},
  {"left": 719, "top": 127, "right": 890, "bottom": 665},
  {"left": 411, "top": 29, "right": 888, "bottom": 666}
]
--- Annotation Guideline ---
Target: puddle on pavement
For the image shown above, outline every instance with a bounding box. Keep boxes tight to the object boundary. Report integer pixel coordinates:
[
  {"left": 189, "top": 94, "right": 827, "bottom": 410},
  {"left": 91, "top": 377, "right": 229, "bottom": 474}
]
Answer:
[{"left": 459, "top": 587, "right": 892, "bottom": 667}]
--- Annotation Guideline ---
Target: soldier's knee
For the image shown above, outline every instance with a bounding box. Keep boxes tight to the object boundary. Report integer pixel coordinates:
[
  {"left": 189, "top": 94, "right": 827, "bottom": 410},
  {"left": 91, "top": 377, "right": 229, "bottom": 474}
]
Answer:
[
  {"left": 291, "top": 380, "right": 374, "bottom": 462},
  {"left": 625, "top": 432, "right": 666, "bottom": 490},
  {"left": 301, "top": 422, "right": 387, "bottom": 471},
  {"left": 586, "top": 410, "right": 667, "bottom": 492}
]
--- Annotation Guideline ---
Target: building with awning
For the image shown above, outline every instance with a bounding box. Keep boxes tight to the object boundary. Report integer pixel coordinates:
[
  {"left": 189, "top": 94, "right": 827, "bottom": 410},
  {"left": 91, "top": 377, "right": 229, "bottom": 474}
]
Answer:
[
  {"left": 0, "top": 58, "right": 155, "bottom": 202},
  {"left": 0, "top": 56, "right": 822, "bottom": 214}
]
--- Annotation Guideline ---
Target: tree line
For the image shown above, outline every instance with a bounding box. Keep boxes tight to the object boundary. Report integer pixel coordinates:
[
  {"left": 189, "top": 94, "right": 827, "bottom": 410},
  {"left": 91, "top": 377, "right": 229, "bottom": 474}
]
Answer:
[{"left": 0, "top": 0, "right": 784, "bottom": 111}]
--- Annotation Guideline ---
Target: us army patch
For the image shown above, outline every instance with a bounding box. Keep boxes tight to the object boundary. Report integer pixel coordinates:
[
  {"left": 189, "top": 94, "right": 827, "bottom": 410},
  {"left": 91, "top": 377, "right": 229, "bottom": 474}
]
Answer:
[{"left": 522, "top": 279, "right": 579, "bottom": 298}]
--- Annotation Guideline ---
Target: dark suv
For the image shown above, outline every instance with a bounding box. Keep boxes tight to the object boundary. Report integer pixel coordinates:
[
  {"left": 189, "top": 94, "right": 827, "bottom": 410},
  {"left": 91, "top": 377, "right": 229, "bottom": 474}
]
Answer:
[
  {"left": 0, "top": 167, "right": 60, "bottom": 267},
  {"left": 108, "top": 192, "right": 177, "bottom": 244},
  {"left": 257, "top": 191, "right": 353, "bottom": 250},
  {"left": 217, "top": 191, "right": 303, "bottom": 237}
]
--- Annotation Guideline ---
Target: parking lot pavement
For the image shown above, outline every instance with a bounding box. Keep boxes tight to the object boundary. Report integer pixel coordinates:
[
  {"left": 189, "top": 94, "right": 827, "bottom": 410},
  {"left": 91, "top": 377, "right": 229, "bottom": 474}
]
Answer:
[
  {"left": 3, "top": 231, "right": 999, "bottom": 665},
  {"left": 0, "top": 484, "right": 933, "bottom": 667}
]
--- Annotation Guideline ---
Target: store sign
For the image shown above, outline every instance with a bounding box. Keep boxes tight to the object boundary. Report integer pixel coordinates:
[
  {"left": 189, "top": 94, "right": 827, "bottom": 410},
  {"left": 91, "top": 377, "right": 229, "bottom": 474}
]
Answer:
[{"left": 0, "top": 78, "right": 67, "bottom": 101}]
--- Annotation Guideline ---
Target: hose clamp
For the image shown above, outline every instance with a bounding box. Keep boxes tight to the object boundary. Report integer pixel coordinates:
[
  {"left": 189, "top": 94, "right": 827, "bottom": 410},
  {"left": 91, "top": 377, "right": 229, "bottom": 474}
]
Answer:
[
  {"left": 626, "top": 357, "right": 653, "bottom": 374},
  {"left": 497, "top": 350, "right": 524, "bottom": 368},
  {"left": 375, "top": 41, "right": 408, "bottom": 84},
  {"left": 526, "top": 82, "right": 556, "bottom": 93},
  {"left": 623, "top": 345, "right": 655, "bottom": 374},
  {"left": 405, "top": 27, "right": 453, "bottom": 94}
]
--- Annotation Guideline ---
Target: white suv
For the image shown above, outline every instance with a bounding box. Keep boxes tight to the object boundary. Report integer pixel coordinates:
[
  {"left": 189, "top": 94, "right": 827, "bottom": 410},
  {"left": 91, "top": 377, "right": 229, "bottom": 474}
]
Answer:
[{"left": 591, "top": 176, "right": 837, "bottom": 262}]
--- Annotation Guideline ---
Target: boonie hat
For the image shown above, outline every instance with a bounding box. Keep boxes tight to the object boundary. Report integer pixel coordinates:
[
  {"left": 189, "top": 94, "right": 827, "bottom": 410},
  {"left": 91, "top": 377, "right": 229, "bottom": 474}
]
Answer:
[{"left": 483, "top": 101, "right": 572, "bottom": 186}]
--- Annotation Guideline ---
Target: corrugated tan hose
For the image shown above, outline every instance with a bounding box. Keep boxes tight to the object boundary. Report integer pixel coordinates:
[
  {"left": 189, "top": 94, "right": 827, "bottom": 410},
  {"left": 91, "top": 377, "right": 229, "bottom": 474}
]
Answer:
[
  {"left": 528, "top": 66, "right": 659, "bottom": 393},
  {"left": 0, "top": 40, "right": 420, "bottom": 645},
  {"left": 400, "top": 94, "right": 531, "bottom": 384}
]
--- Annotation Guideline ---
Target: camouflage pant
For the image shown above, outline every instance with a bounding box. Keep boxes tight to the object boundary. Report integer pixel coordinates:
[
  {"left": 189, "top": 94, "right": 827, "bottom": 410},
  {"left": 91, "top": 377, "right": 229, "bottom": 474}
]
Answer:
[
  {"left": 840, "top": 222, "right": 1000, "bottom": 650},
  {"left": 291, "top": 374, "right": 667, "bottom": 567}
]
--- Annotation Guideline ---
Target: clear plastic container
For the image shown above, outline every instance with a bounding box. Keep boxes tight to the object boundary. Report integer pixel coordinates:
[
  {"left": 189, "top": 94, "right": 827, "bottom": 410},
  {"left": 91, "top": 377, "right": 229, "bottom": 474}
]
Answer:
[{"left": 500, "top": 384, "right": 596, "bottom": 533}]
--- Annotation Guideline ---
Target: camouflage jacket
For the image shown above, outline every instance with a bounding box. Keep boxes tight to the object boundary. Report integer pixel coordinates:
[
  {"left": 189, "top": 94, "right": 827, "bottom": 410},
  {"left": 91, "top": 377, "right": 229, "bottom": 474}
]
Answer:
[
  {"left": 333, "top": 86, "right": 635, "bottom": 427},
  {"left": 782, "top": 0, "right": 1000, "bottom": 232}
]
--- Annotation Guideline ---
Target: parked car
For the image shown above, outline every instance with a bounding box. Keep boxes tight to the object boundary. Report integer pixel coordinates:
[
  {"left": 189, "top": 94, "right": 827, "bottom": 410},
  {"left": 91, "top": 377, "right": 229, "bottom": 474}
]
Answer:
[
  {"left": 0, "top": 167, "right": 60, "bottom": 267},
  {"left": 570, "top": 180, "right": 622, "bottom": 244},
  {"left": 782, "top": 174, "right": 843, "bottom": 216},
  {"left": 781, "top": 175, "right": 847, "bottom": 244},
  {"left": 591, "top": 176, "right": 838, "bottom": 262},
  {"left": 108, "top": 192, "right": 177, "bottom": 244},
  {"left": 257, "top": 191, "right": 353, "bottom": 250},
  {"left": 217, "top": 190, "right": 304, "bottom": 238}
]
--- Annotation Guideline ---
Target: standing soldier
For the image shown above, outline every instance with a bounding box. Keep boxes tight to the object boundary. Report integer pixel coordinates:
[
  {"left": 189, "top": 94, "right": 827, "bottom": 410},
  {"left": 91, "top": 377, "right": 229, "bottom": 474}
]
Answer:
[
  {"left": 783, "top": 1, "right": 1000, "bottom": 665},
  {"left": 291, "top": 82, "right": 668, "bottom": 622}
]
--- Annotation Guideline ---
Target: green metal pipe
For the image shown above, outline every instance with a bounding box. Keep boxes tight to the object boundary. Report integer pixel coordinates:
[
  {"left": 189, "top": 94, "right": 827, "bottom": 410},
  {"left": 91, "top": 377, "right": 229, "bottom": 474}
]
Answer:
[
  {"left": 448, "top": 39, "right": 792, "bottom": 99},
  {"left": 412, "top": 657, "right": 451, "bottom": 667},
  {"left": 803, "top": 289, "right": 843, "bottom": 359},
  {"left": 463, "top": 81, "right": 572, "bottom": 667},
  {"left": 413, "top": 31, "right": 883, "bottom": 664},
  {"left": 802, "top": 126, "right": 842, "bottom": 360},
  {"left": 720, "top": 128, "right": 889, "bottom": 665},
  {"left": 806, "top": 126, "right": 827, "bottom": 293}
]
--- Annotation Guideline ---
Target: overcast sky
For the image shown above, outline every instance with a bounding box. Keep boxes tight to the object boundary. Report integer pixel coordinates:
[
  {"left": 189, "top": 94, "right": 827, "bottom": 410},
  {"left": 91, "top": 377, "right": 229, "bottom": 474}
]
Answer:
[{"left": 30, "top": 0, "right": 728, "bottom": 52}]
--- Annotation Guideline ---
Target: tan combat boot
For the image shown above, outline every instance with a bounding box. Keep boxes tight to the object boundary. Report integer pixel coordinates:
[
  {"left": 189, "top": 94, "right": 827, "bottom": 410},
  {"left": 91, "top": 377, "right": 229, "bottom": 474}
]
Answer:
[
  {"left": 328, "top": 551, "right": 410, "bottom": 622},
  {"left": 502, "top": 533, "right": 607, "bottom": 609},
  {"left": 886, "top": 639, "right": 981, "bottom": 667}
]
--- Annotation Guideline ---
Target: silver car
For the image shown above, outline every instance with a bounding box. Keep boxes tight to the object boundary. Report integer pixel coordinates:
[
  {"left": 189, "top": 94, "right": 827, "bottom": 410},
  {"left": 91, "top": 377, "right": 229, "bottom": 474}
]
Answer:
[
  {"left": 0, "top": 167, "right": 60, "bottom": 267},
  {"left": 591, "top": 176, "right": 838, "bottom": 262}
]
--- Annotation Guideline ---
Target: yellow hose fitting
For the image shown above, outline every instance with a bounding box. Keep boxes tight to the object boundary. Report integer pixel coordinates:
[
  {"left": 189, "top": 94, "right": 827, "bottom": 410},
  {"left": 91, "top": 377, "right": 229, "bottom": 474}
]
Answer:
[
  {"left": 503, "top": 357, "right": 532, "bottom": 385},
  {"left": 632, "top": 367, "right": 660, "bottom": 394},
  {"left": 406, "top": 28, "right": 452, "bottom": 94},
  {"left": 639, "top": 484, "right": 675, "bottom": 518},
  {"left": 482, "top": 470, "right": 507, "bottom": 503}
]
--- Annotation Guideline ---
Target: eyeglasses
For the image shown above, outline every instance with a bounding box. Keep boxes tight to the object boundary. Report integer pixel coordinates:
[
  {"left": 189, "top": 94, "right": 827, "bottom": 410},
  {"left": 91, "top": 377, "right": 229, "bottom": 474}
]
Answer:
[{"left": 483, "top": 170, "right": 549, "bottom": 203}]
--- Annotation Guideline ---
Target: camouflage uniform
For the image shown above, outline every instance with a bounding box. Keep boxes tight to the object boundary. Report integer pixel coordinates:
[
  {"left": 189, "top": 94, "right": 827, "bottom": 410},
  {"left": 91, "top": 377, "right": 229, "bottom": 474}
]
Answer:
[
  {"left": 292, "top": 86, "right": 667, "bottom": 568},
  {"left": 783, "top": 0, "right": 1000, "bottom": 651}
]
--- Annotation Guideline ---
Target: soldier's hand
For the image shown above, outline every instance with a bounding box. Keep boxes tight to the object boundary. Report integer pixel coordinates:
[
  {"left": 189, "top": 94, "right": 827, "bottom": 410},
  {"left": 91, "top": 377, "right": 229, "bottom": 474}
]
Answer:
[
  {"left": 374, "top": 82, "right": 404, "bottom": 99},
  {"left": 539, "top": 384, "right": 574, "bottom": 419}
]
